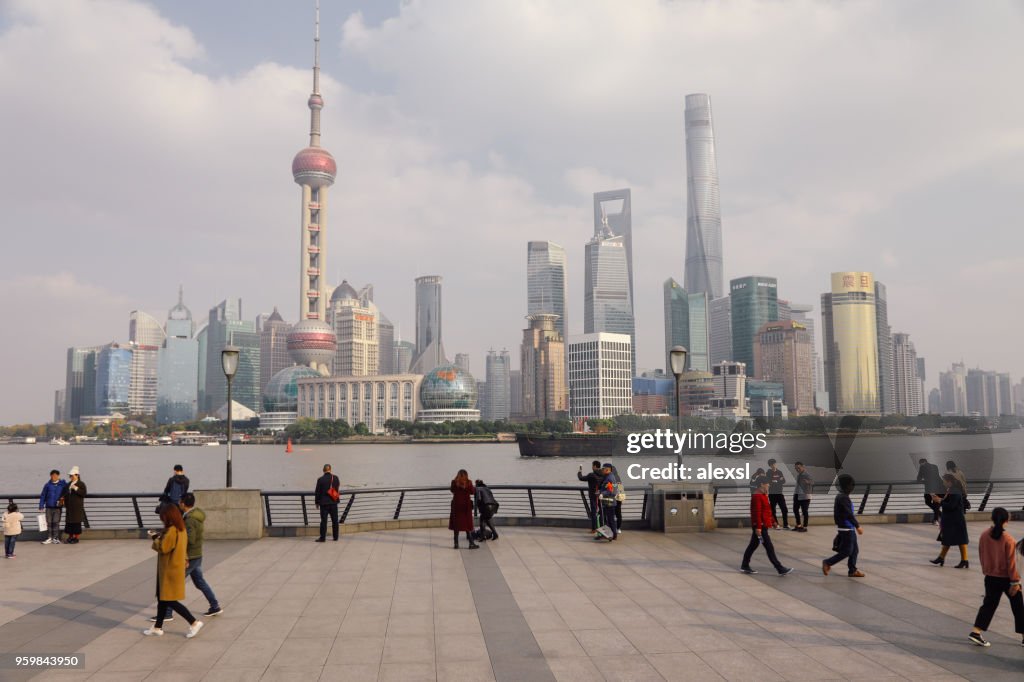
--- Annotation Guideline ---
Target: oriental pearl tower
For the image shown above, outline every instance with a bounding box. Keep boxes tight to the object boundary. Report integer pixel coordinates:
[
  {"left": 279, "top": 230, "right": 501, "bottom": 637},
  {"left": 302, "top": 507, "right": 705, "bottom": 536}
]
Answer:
[{"left": 286, "top": 0, "right": 337, "bottom": 375}]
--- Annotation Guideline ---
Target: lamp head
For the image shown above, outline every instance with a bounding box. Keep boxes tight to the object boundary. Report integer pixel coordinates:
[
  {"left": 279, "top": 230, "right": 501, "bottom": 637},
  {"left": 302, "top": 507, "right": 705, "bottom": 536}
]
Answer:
[
  {"left": 669, "top": 345, "right": 688, "bottom": 377},
  {"left": 221, "top": 345, "right": 240, "bottom": 379}
]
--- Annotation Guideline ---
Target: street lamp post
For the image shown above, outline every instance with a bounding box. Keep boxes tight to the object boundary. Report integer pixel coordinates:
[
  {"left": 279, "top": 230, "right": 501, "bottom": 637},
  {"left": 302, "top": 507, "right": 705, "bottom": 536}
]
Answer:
[
  {"left": 669, "top": 346, "right": 688, "bottom": 477},
  {"left": 221, "top": 345, "right": 240, "bottom": 488}
]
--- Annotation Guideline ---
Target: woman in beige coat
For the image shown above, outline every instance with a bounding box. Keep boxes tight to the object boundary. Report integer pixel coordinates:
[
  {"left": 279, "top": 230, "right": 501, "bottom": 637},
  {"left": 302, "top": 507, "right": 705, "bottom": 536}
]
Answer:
[{"left": 142, "top": 504, "right": 203, "bottom": 638}]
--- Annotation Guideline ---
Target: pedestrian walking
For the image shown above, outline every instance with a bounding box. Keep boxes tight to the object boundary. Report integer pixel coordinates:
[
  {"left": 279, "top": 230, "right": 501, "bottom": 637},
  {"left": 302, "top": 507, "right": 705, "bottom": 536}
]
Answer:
[
  {"left": 967, "top": 507, "right": 1024, "bottom": 647},
  {"left": 163, "top": 465, "right": 190, "bottom": 505},
  {"left": 767, "top": 459, "right": 789, "bottom": 529},
  {"left": 946, "top": 461, "right": 970, "bottom": 508},
  {"left": 916, "top": 458, "right": 943, "bottom": 525},
  {"left": 578, "top": 460, "right": 603, "bottom": 532},
  {"left": 3, "top": 503, "right": 24, "bottom": 558},
  {"left": 63, "top": 466, "right": 87, "bottom": 544},
  {"left": 792, "top": 462, "right": 813, "bottom": 532},
  {"left": 740, "top": 476, "right": 793, "bottom": 575},
  {"left": 151, "top": 493, "right": 222, "bottom": 623},
  {"left": 822, "top": 474, "right": 865, "bottom": 578},
  {"left": 38, "top": 469, "right": 67, "bottom": 544},
  {"left": 930, "top": 473, "right": 970, "bottom": 568},
  {"left": 594, "top": 463, "right": 623, "bottom": 542},
  {"left": 474, "top": 480, "right": 499, "bottom": 541},
  {"left": 449, "top": 470, "right": 478, "bottom": 549},
  {"left": 314, "top": 464, "right": 340, "bottom": 542},
  {"left": 142, "top": 504, "right": 203, "bottom": 638}
]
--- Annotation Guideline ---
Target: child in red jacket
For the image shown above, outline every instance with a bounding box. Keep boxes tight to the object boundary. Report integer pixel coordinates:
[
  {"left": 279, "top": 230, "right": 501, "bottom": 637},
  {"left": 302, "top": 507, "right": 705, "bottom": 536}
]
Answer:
[{"left": 741, "top": 477, "right": 794, "bottom": 575}]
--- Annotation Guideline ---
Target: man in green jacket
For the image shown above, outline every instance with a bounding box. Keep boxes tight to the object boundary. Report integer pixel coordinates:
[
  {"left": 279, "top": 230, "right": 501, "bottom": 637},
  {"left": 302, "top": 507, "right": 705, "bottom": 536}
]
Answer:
[{"left": 151, "top": 492, "right": 223, "bottom": 622}]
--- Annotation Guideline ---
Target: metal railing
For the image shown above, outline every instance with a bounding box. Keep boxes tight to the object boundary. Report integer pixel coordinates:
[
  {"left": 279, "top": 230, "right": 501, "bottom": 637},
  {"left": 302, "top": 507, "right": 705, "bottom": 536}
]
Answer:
[{"left": 1, "top": 492, "right": 165, "bottom": 531}]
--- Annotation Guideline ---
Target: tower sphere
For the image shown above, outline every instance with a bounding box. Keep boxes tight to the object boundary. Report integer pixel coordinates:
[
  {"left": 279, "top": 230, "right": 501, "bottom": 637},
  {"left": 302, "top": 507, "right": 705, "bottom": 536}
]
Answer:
[
  {"left": 292, "top": 147, "right": 337, "bottom": 188},
  {"left": 308, "top": 94, "right": 324, "bottom": 110},
  {"left": 286, "top": 318, "right": 337, "bottom": 370}
]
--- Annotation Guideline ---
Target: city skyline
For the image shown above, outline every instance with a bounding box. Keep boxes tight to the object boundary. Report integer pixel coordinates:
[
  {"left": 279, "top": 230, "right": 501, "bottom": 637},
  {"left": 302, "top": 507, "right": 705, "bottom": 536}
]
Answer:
[{"left": 2, "top": 0, "right": 1022, "bottom": 423}]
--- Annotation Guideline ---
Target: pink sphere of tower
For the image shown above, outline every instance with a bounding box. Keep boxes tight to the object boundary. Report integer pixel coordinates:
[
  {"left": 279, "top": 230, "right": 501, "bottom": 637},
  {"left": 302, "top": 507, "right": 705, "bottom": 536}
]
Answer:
[
  {"left": 292, "top": 147, "right": 337, "bottom": 188},
  {"left": 287, "top": 319, "right": 337, "bottom": 372}
]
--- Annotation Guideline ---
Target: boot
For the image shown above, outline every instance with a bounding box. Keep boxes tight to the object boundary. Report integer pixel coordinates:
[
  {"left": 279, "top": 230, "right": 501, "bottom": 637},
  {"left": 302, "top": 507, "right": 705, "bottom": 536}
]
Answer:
[
  {"left": 453, "top": 532, "right": 459, "bottom": 550},
  {"left": 929, "top": 557, "right": 944, "bottom": 566},
  {"left": 954, "top": 560, "right": 969, "bottom": 569}
]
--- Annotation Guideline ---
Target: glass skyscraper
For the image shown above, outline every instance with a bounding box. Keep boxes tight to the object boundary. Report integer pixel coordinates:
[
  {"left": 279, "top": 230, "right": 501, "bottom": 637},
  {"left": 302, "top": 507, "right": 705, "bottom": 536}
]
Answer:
[
  {"left": 874, "top": 280, "right": 895, "bottom": 415},
  {"left": 687, "top": 292, "right": 710, "bottom": 372},
  {"left": 593, "top": 190, "right": 633, "bottom": 311},
  {"left": 157, "top": 290, "right": 198, "bottom": 424},
  {"left": 730, "top": 276, "right": 779, "bottom": 373},
  {"left": 709, "top": 295, "right": 732, "bottom": 365},
  {"left": 663, "top": 278, "right": 689, "bottom": 371},
  {"left": 95, "top": 343, "right": 132, "bottom": 415},
  {"left": 409, "top": 275, "right": 448, "bottom": 374},
  {"left": 64, "top": 346, "right": 99, "bottom": 422},
  {"left": 584, "top": 222, "right": 635, "bottom": 376},
  {"left": 684, "top": 93, "right": 724, "bottom": 300},
  {"left": 128, "top": 310, "right": 165, "bottom": 415},
  {"left": 203, "top": 298, "right": 259, "bottom": 413},
  {"left": 527, "top": 241, "right": 568, "bottom": 340},
  {"left": 483, "top": 349, "right": 511, "bottom": 422},
  {"left": 822, "top": 272, "right": 880, "bottom": 415}
]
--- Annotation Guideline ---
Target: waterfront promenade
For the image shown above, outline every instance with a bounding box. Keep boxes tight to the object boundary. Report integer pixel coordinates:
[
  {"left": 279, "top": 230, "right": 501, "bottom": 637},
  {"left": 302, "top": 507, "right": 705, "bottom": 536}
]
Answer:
[{"left": 2, "top": 523, "right": 1022, "bottom": 681}]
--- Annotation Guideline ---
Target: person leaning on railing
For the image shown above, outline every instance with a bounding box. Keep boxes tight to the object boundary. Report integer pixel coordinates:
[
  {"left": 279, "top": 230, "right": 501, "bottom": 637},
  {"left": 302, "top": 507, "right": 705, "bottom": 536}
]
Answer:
[{"left": 967, "top": 507, "right": 1024, "bottom": 647}]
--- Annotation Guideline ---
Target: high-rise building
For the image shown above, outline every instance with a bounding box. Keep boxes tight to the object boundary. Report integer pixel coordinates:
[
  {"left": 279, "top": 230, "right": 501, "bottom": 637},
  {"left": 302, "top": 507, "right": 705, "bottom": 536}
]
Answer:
[
  {"left": 1013, "top": 379, "right": 1024, "bottom": 417},
  {"left": 286, "top": 4, "right": 338, "bottom": 376},
  {"left": 409, "top": 275, "right": 448, "bottom": 374},
  {"left": 687, "top": 292, "right": 710, "bottom": 373},
  {"left": 328, "top": 282, "right": 379, "bottom": 377},
  {"left": 520, "top": 314, "right": 567, "bottom": 420},
  {"left": 754, "top": 320, "right": 814, "bottom": 416},
  {"left": 776, "top": 299, "right": 792, "bottom": 322},
  {"left": 917, "top": 357, "right": 928, "bottom": 414},
  {"left": 874, "top": 281, "right": 895, "bottom": 415},
  {"left": 940, "top": 362, "right": 968, "bottom": 416},
  {"left": 64, "top": 346, "right": 99, "bottom": 423},
  {"left": 203, "top": 299, "right": 258, "bottom": 413},
  {"left": 393, "top": 340, "right": 415, "bottom": 375},
  {"left": 928, "top": 388, "right": 941, "bottom": 415},
  {"left": 157, "top": 288, "right": 199, "bottom": 424},
  {"left": 584, "top": 218, "right": 635, "bottom": 375},
  {"left": 708, "top": 361, "right": 749, "bottom": 419},
  {"left": 891, "top": 332, "right": 922, "bottom": 416},
  {"left": 997, "top": 373, "right": 1012, "bottom": 416},
  {"left": 966, "top": 369, "right": 994, "bottom": 417},
  {"left": 663, "top": 278, "right": 689, "bottom": 371},
  {"left": 128, "top": 311, "right": 165, "bottom": 415},
  {"left": 54, "top": 389, "right": 66, "bottom": 423},
  {"left": 455, "top": 353, "right": 472, "bottom": 375},
  {"left": 377, "top": 313, "right": 395, "bottom": 375},
  {"left": 786, "top": 303, "right": 823, "bottom": 402},
  {"left": 683, "top": 93, "right": 724, "bottom": 301},
  {"left": 95, "top": 342, "right": 132, "bottom": 415},
  {"left": 527, "top": 241, "right": 568, "bottom": 340},
  {"left": 229, "top": 327, "right": 261, "bottom": 414},
  {"left": 730, "top": 276, "right": 778, "bottom": 372},
  {"left": 709, "top": 295, "right": 732, "bottom": 365},
  {"left": 593, "top": 189, "right": 633, "bottom": 309},
  {"left": 567, "top": 332, "right": 633, "bottom": 420},
  {"left": 821, "top": 272, "right": 880, "bottom": 415},
  {"left": 483, "top": 349, "right": 511, "bottom": 422},
  {"left": 259, "top": 308, "right": 292, "bottom": 396}
]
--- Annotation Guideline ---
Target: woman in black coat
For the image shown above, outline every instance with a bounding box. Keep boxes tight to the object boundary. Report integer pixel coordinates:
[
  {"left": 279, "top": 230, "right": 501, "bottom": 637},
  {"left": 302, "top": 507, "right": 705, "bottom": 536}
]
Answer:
[
  {"left": 930, "top": 473, "right": 970, "bottom": 568},
  {"left": 63, "top": 466, "right": 87, "bottom": 544}
]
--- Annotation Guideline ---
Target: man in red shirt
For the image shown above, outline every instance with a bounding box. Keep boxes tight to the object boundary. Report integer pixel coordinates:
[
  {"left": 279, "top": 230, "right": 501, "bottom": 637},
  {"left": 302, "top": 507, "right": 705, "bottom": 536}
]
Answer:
[{"left": 741, "top": 477, "right": 794, "bottom": 575}]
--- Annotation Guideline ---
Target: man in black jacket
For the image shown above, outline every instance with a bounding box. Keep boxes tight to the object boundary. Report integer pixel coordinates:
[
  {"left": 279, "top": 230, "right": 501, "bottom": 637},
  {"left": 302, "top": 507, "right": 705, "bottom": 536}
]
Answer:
[
  {"left": 314, "top": 464, "right": 340, "bottom": 542},
  {"left": 916, "top": 458, "right": 943, "bottom": 525},
  {"left": 163, "top": 465, "right": 190, "bottom": 505},
  {"left": 767, "top": 459, "right": 789, "bottom": 529},
  {"left": 578, "top": 461, "right": 603, "bottom": 531},
  {"left": 822, "top": 474, "right": 865, "bottom": 578}
]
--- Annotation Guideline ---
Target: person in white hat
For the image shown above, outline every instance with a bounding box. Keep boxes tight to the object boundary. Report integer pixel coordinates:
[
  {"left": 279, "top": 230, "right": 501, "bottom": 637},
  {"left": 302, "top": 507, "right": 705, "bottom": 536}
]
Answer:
[{"left": 63, "top": 466, "right": 87, "bottom": 544}]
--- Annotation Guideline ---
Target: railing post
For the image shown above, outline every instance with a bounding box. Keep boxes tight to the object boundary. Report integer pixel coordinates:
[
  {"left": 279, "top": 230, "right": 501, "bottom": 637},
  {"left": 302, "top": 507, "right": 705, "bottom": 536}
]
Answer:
[
  {"left": 131, "top": 496, "right": 143, "bottom": 528},
  {"left": 300, "top": 494, "right": 309, "bottom": 526},
  {"left": 858, "top": 485, "right": 871, "bottom": 515},
  {"left": 978, "top": 482, "right": 994, "bottom": 512},
  {"left": 878, "top": 484, "right": 893, "bottom": 515},
  {"left": 580, "top": 490, "right": 590, "bottom": 517},
  {"left": 394, "top": 491, "right": 405, "bottom": 520},
  {"left": 640, "top": 491, "right": 648, "bottom": 520},
  {"left": 340, "top": 493, "right": 355, "bottom": 523},
  {"left": 528, "top": 488, "right": 536, "bottom": 517},
  {"left": 264, "top": 494, "right": 273, "bottom": 528}
]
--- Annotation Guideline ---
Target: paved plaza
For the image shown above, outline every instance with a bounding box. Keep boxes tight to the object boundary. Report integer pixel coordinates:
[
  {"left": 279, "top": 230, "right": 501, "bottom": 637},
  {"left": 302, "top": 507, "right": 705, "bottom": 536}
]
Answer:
[{"left": 1, "top": 522, "right": 1023, "bottom": 681}]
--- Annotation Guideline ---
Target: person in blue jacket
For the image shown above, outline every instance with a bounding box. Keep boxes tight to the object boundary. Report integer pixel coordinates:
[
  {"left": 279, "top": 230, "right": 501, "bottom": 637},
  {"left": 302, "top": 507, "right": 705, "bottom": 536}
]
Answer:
[
  {"left": 38, "top": 469, "right": 68, "bottom": 544},
  {"left": 822, "top": 474, "right": 865, "bottom": 578}
]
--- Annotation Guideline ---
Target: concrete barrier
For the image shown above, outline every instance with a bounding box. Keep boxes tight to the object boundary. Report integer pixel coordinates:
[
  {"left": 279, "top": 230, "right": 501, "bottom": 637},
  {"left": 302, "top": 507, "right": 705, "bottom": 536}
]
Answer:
[{"left": 194, "top": 489, "right": 263, "bottom": 540}]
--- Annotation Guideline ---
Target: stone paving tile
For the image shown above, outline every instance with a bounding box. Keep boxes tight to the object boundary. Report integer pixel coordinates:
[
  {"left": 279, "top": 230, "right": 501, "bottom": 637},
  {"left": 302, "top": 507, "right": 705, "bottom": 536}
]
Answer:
[
  {"left": 573, "top": 627, "right": 640, "bottom": 657},
  {"left": 377, "top": 661, "right": 436, "bottom": 682},
  {"left": 544, "top": 656, "right": 603, "bottom": 682},
  {"left": 381, "top": 634, "right": 435, "bottom": 665},
  {"left": 325, "top": 634, "right": 384, "bottom": 666},
  {"left": 436, "top": 659, "right": 496, "bottom": 681},
  {"left": 199, "top": 667, "right": 265, "bottom": 681},
  {"left": 646, "top": 652, "right": 727, "bottom": 681},
  {"left": 532, "top": 629, "right": 587, "bottom": 658},
  {"left": 268, "top": 636, "right": 333, "bottom": 668},
  {"left": 258, "top": 668, "right": 325, "bottom": 681},
  {"left": 698, "top": 649, "right": 787, "bottom": 681},
  {"left": 319, "top": 663, "right": 378, "bottom": 681},
  {"left": 434, "top": 632, "right": 488, "bottom": 661},
  {"left": 212, "top": 637, "right": 283, "bottom": 670}
]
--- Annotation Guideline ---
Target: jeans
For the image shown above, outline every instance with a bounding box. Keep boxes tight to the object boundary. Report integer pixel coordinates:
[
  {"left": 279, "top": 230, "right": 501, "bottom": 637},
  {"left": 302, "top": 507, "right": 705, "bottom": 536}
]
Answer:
[
  {"left": 742, "top": 528, "right": 784, "bottom": 571},
  {"left": 155, "top": 600, "right": 195, "bottom": 629},
  {"left": 825, "top": 530, "right": 859, "bottom": 573},
  {"left": 587, "top": 494, "right": 599, "bottom": 531},
  {"left": 479, "top": 515, "right": 497, "bottom": 538},
  {"left": 768, "top": 494, "right": 788, "bottom": 527},
  {"left": 923, "top": 493, "right": 940, "bottom": 522},
  {"left": 973, "top": 576, "right": 1024, "bottom": 633},
  {"left": 45, "top": 507, "right": 62, "bottom": 541},
  {"left": 600, "top": 501, "right": 618, "bottom": 539},
  {"left": 319, "top": 504, "right": 339, "bottom": 540},
  {"left": 4, "top": 534, "right": 16, "bottom": 556},
  {"left": 164, "top": 557, "right": 219, "bottom": 617},
  {"left": 792, "top": 496, "right": 810, "bottom": 527}
]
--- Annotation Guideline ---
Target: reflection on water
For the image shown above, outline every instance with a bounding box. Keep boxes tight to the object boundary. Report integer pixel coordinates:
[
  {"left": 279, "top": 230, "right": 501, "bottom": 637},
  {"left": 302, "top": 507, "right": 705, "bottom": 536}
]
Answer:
[{"left": 0, "top": 431, "right": 1021, "bottom": 493}]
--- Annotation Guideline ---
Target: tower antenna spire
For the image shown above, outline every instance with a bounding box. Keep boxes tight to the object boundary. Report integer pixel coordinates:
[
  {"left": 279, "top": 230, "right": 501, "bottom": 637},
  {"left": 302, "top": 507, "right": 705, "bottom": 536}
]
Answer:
[
  {"left": 177, "top": 284, "right": 183, "bottom": 306},
  {"left": 308, "top": 0, "right": 323, "bottom": 147}
]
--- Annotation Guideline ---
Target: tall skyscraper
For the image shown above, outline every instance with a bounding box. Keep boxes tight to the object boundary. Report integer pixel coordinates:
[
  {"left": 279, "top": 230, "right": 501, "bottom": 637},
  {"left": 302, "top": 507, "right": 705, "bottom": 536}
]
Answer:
[
  {"left": 754, "top": 320, "right": 814, "bottom": 416},
  {"left": 928, "top": 388, "right": 941, "bottom": 414},
  {"left": 409, "top": 275, "right": 448, "bottom": 374},
  {"left": 95, "top": 342, "right": 132, "bottom": 415},
  {"left": 917, "top": 357, "right": 928, "bottom": 414},
  {"left": 128, "top": 311, "right": 165, "bottom": 415},
  {"left": 584, "top": 217, "right": 635, "bottom": 375},
  {"left": 259, "top": 308, "right": 292, "bottom": 396},
  {"left": 527, "top": 241, "right": 568, "bottom": 340},
  {"left": 687, "top": 292, "right": 710, "bottom": 372},
  {"left": 229, "top": 326, "right": 261, "bottom": 413},
  {"left": 157, "top": 288, "right": 199, "bottom": 424},
  {"left": 966, "top": 369, "right": 994, "bottom": 416},
  {"left": 874, "top": 281, "right": 895, "bottom": 415},
  {"left": 64, "top": 346, "right": 99, "bottom": 422},
  {"left": 328, "top": 281, "right": 379, "bottom": 376},
  {"left": 509, "top": 369, "right": 523, "bottom": 418},
  {"left": 997, "top": 373, "right": 1012, "bottom": 416},
  {"left": 709, "top": 295, "right": 732, "bottom": 365},
  {"left": 203, "top": 298, "right": 258, "bottom": 413},
  {"left": 568, "top": 332, "right": 633, "bottom": 420},
  {"left": 455, "top": 353, "right": 471, "bottom": 375},
  {"left": 593, "top": 189, "right": 633, "bottom": 307},
  {"left": 377, "top": 313, "right": 395, "bottom": 375},
  {"left": 940, "top": 362, "right": 967, "bottom": 416},
  {"left": 663, "top": 278, "right": 689, "bottom": 371},
  {"left": 520, "top": 314, "right": 567, "bottom": 420},
  {"left": 196, "top": 324, "right": 208, "bottom": 414},
  {"left": 483, "top": 349, "right": 511, "bottom": 422},
  {"left": 684, "top": 93, "right": 724, "bottom": 300},
  {"left": 730, "top": 276, "right": 778, "bottom": 372},
  {"left": 54, "top": 389, "right": 66, "bottom": 424},
  {"left": 286, "top": 4, "right": 338, "bottom": 376},
  {"left": 821, "top": 272, "right": 880, "bottom": 415},
  {"left": 891, "top": 332, "right": 922, "bottom": 416},
  {"left": 787, "top": 303, "right": 824, "bottom": 403},
  {"left": 393, "top": 340, "right": 415, "bottom": 375}
]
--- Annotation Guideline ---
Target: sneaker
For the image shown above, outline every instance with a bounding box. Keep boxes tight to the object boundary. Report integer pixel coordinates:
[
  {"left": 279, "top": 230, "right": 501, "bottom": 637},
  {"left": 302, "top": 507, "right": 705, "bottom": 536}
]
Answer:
[
  {"left": 778, "top": 567, "right": 794, "bottom": 576},
  {"left": 142, "top": 627, "right": 164, "bottom": 637},
  {"left": 41, "top": 538, "right": 53, "bottom": 545},
  {"left": 314, "top": 538, "right": 326, "bottom": 543},
  {"left": 204, "top": 607, "right": 223, "bottom": 617},
  {"left": 740, "top": 566, "right": 758, "bottom": 574},
  {"left": 783, "top": 526, "right": 792, "bottom": 530},
  {"left": 848, "top": 570, "right": 865, "bottom": 578},
  {"left": 968, "top": 632, "right": 989, "bottom": 647},
  {"left": 149, "top": 615, "right": 174, "bottom": 622},
  {"left": 52, "top": 538, "right": 61, "bottom": 544},
  {"left": 186, "top": 621, "right": 204, "bottom": 639},
  {"left": 797, "top": 527, "right": 808, "bottom": 533}
]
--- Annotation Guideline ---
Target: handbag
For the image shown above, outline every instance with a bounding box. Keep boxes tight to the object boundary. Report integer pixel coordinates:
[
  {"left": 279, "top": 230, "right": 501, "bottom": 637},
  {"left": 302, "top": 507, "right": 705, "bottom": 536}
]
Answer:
[
  {"left": 614, "top": 482, "right": 626, "bottom": 502},
  {"left": 326, "top": 476, "right": 340, "bottom": 502},
  {"left": 37, "top": 513, "right": 48, "bottom": 532}
]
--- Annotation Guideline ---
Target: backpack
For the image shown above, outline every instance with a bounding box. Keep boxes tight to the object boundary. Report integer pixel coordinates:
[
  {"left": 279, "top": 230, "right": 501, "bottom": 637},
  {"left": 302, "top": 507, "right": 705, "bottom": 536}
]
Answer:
[{"left": 168, "top": 480, "right": 185, "bottom": 503}]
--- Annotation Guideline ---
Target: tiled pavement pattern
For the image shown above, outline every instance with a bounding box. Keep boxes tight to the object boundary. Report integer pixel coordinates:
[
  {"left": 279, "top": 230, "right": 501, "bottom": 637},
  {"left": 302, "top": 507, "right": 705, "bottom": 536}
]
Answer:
[{"left": 1, "top": 522, "right": 1022, "bottom": 681}]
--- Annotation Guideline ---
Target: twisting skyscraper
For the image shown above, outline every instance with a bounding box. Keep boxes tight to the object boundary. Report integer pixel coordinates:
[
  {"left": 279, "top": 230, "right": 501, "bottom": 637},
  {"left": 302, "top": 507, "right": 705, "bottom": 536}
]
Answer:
[
  {"left": 286, "top": 1, "right": 337, "bottom": 375},
  {"left": 684, "top": 93, "right": 724, "bottom": 301}
]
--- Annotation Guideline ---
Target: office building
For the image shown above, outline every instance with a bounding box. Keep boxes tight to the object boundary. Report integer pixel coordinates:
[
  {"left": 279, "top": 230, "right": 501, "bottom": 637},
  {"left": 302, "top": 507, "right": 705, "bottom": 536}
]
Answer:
[
  {"left": 709, "top": 295, "right": 732, "bottom": 365},
  {"left": 584, "top": 218, "right": 636, "bottom": 375},
  {"left": 891, "top": 332, "right": 923, "bottom": 416},
  {"left": 203, "top": 298, "right": 259, "bottom": 413},
  {"left": 520, "top": 314, "right": 567, "bottom": 420},
  {"left": 568, "top": 332, "right": 633, "bottom": 420},
  {"left": 593, "top": 189, "right": 634, "bottom": 309},
  {"left": 377, "top": 313, "right": 395, "bottom": 375},
  {"left": 393, "top": 340, "right": 415, "bottom": 375},
  {"left": 998, "top": 373, "right": 1012, "bottom": 416},
  {"left": 928, "top": 388, "right": 941, "bottom": 415},
  {"left": 707, "top": 361, "right": 749, "bottom": 420},
  {"left": 455, "top": 353, "right": 471, "bottom": 375},
  {"left": 409, "top": 275, "right": 448, "bottom": 374},
  {"left": 509, "top": 369, "right": 522, "bottom": 418},
  {"left": 821, "top": 272, "right": 880, "bottom": 415},
  {"left": 95, "top": 342, "right": 132, "bottom": 415},
  {"left": 156, "top": 289, "right": 199, "bottom": 424},
  {"left": 527, "top": 241, "right": 568, "bottom": 340},
  {"left": 328, "top": 281, "right": 379, "bottom": 377},
  {"left": 483, "top": 349, "right": 511, "bottom": 422},
  {"left": 754, "top": 320, "right": 814, "bottom": 416},
  {"left": 128, "top": 310, "right": 165, "bottom": 415},
  {"left": 730, "top": 276, "right": 778, "bottom": 372},
  {"left": 298, "top": 373, "right": 423, "bottom": 432},
  {"left": 875, "top": 281, "right": 895, "bottom": 415},
  {"left": 786, "top": 302, "right": 823, "bottom": 399},
  {"left": 940, "top": 362, "right": 968, "bottom": 416},
  {"left": 259, "top": 308, "right": 292, "bottom": 396},
  {"left": 747, "top": 380, "right": 786, "bottom": 420},
  {"left": 54, "top": 389, "right": 66, "bottom": 424},
  {"left": 683, "top": 93, "right": 724, "bottom": 300},
  {"left": 664, "top": 278, "right": 688, "bottom": 371},
  {"left": 64, "top": 346, "right": 99, "bottom": 423}
]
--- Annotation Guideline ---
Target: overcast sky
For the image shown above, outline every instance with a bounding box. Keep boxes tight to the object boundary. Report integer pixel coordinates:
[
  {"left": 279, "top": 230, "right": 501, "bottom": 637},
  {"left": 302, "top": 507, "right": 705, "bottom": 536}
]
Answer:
[{"left": 1, "top": 0, "right": 1022, "bottom": 424}]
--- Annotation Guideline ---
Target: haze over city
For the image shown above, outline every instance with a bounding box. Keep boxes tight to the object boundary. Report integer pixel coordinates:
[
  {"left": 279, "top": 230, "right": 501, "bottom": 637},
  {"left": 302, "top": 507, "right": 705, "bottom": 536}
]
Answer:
[{"left": 1, "top": 0, "right": 1022, "bottom": 424}]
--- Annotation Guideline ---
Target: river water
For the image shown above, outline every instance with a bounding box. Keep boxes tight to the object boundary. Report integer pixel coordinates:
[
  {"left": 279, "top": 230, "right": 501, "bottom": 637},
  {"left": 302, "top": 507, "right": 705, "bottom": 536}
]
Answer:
[{"left": 1, "top": 431, "right": 1022, "bottom": 494}]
